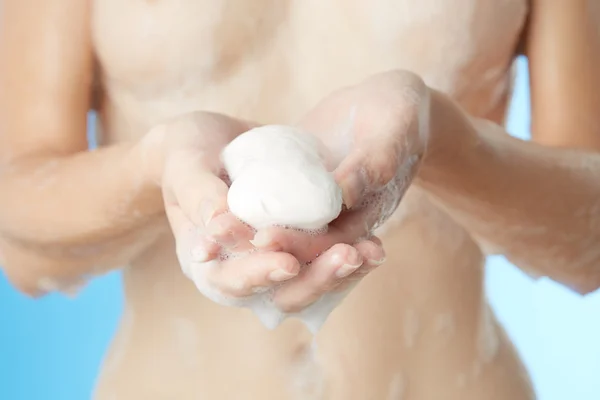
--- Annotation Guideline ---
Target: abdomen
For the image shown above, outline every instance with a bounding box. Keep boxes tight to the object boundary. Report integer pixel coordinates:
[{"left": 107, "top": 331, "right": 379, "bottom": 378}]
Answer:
[{"left": 94, "top": 188, "right": 532, "bottom": 400}]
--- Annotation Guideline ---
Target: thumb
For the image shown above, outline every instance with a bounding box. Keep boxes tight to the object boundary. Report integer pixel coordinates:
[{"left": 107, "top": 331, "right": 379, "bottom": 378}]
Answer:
[
  {"left": 163, "top": 149, "right": 230, "bottom": 229},
  {"left": 334, "top": 142, "right": 402, "bottom": 209}
]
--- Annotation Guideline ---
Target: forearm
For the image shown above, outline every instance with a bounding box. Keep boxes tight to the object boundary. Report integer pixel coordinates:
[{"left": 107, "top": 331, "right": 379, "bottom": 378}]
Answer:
[
  {"left": 0, "top": 141, "right": 165, "bottom": 293},
  {"left": 418, "top": 93, "right": 600, "bottom": 294}
]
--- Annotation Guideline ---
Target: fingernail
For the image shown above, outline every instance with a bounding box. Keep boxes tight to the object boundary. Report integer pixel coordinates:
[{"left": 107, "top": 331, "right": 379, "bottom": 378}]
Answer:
[
  {"left": 349, "top": 249, "right": 362, "bottom": 265},
  {"left": 191, "top": 246, "right": 210, "bottom": 263},
  {"left": 368, "top": 257, "right": 387, "bottom": 266},
  {"left": 336, "top": 263, "right": 362, "bottom": 278},
  {"left": 269, "top": 269, "right": 297, "bottom": 282},
  {"left": 250, "top": 230, "right": 271, "bottom": 248},
  {"left": 340, "top": 173, "right": 365, "bottom": 209}
]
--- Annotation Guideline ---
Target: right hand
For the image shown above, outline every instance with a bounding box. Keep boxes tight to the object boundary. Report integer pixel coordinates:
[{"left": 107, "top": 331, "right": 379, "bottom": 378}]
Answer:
[{"left": 142, "top": 111, "right": 382, "bottom": 311}]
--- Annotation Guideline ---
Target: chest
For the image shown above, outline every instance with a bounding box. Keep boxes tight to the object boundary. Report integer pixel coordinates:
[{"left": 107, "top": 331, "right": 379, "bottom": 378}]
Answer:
[{"left": 92, "top": 0, "right": 527, "bottom": 126}]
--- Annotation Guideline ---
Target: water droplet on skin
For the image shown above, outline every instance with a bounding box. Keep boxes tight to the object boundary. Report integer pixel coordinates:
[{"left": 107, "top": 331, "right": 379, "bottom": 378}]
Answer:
[
  {"left": 433, "top": 312, "right": 455, "bottom": 339},
  {"left": 172, "top": 317, "right": 201, "bottom": 368},
  {"left": 477, "top": 305, "right": 500, "bottom": 364},
  {"left": 388, "top": 372, "right": 407, "bottom": 400},
  {"left": 61, "top": 280, "right": 87, "bottom": 298},
  {"left": 403, "top": 308, "right": 420, "bottom": 349},
  {"left": 288, "top": 339, "right": 325, "bottom": 399},
  {"left": 37, "top": 277, "right": 60, "bottom": 293},
  {"left": 456, "top": 373, "right": 467, "bottom": 388},
  {"left": 36, "top": 275, "right": 87, "bottom": 297},
  {"left": 102, "top": 307, "right": 135, "bottom": 374}
]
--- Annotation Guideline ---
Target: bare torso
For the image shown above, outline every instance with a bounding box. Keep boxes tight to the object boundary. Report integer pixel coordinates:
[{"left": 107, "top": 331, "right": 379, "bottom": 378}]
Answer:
[{"left": 91, "top": 1, "right": 534, "bottom": 398}]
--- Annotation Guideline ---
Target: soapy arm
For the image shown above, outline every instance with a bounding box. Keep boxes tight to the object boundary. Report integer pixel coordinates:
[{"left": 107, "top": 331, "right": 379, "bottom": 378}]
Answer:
[
  {"left": 418, "top": 92, "right": 600, "bottom": 295},
  {"left": 0, "top": 145, "right": 166, "bottom": 295},
  {"left": 0, "top": 0, "right": 166, "bottom": 295},
  {"left": 417, "top": 0, "right": 600, "bottom": 294}
]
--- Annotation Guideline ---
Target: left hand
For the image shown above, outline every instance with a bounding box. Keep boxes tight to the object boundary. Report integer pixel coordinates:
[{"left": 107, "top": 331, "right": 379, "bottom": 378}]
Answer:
[{"left": 252, "top": 70, "right": 430, "bottom": 280}]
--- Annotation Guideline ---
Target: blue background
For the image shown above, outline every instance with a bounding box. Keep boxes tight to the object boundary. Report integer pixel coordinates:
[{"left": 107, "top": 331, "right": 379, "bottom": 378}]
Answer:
[{"left": 1, "top": 58, "right": 599, "bottom": 399}]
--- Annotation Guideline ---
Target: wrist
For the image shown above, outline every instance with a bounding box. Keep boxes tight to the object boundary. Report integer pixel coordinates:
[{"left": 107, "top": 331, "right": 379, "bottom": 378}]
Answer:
[
  {"left": 136, "top": 123, "right": 169, "bottom": 186},
  {"left": 417, "top": 90, "right": 481, "bottom": 186},
  {"left": 116, "top": 127, "right": 170, "bottom": 227},
  {"left": 136, "top": 112, "right": 255, "bottom": 186}
]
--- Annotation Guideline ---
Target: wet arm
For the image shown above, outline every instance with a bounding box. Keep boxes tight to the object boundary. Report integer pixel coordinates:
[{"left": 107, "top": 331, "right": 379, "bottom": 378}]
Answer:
[
  {"left": 417, "top": 0, "right": 600, "bottom": 294},
  {"left": 0, "top": 0, "right": 164, "bottom": 295}
]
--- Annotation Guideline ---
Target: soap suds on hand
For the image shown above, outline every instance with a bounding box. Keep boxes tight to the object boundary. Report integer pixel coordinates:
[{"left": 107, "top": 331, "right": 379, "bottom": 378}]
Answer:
[{"left": 220, "top": 125, "right": 345, "bottom": 332}]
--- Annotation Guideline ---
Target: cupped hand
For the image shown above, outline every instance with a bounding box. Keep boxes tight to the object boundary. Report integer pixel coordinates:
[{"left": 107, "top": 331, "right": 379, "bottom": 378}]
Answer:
[
  {"left": 144, "top": 111, "right": 383, "bottom": 313},
  {"left": 251, "top": 70, "right": 431, "bottom": 288}
]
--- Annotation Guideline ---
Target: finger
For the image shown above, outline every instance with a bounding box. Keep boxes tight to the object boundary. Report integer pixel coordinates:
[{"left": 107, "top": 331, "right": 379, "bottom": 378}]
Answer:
[
  {"left": 327, "top": 193, "right": 406, "bottom": 241},
  {"left": 163, "top": 149, "right": 230, "bottom": 228},
  {"left": 201, "top": 252, "right": 301, "bottom": 298},
  {"left": 166, "top": 205, "right": 221, "bottom": 277},
  {"left": 250, "top": 209, "right": 374, "bottom": 263},
  {"left": 333, "top": 153, "right": 369, "bottom": 209},
  {"left": 205, "top": 212, "right": 255, "bottom": 251},
  {"left": 352, "top": 238, "right": 386, "bottom": 275},
  {"left": 369, "top": 235, "right": 383, "bottom": 246},
  {"left": 332, "top": 94, "right": 419, "bottom": 209},
  {"left": 250, "top": 227, "right": 340, "bottom": 264},
  {"left": 163, "top": 150, "right": 254, "bottom": 250},
  {"left": 273, "top": 244, "right": 363, "bottom": 313},
  {"left": 306, "top": 238, "right": 385, "bottom": 296},
  {"left": 334, "top": 146, "right": 402, "bottom": 209},
  {"left": 331, "top": 239, "right": 386, "bottom": 293}
]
